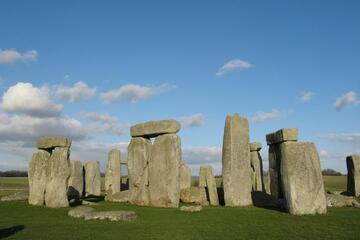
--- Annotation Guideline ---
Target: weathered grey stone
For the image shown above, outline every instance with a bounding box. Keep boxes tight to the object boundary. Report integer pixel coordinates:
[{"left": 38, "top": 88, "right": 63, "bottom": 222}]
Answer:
[
  {"left": 28, "top": 150, "right": 50, "bottom": 206},
  {"left": 250, "top": 142, "right": 262, "bottom": 152},
  {"left": 268, "top": 144, "right": 283, "bottom": 199},
  {"left": 180, "top": 187, "right": 208, "bottom": 205},
  {"left": 84, "top": 161, "right": 101, "bottom": 196},
  {"left": 266, "top": 128, "right": 298, "bottom": 145},
  {"left": 81, "top": 200, "right": 99, "bottom": 206},
  {"left": 280, "top": 142, "right": 327, "bottom": 215},
  {"left": 45, "top": 147, "right": 71, "bottom": 208},
  {"left": 1, "top": 191, "right": 28, "bottom": 202},
  {"left": 105, "top": 149, "right": 121, "bottom": 195},
  {"left": 84, "top": 211, "right": 137, "bottom": 221},
  {"left": 199, "top": 166, "right": 219, "bottom": 206},
  {"left": 130, "top": 120, "right": 181, "bottom": 138},
  {"left": 68, "top": 206, "right": 95, "bottom": 218},
  {"left": 222, "top": 113, "right": 252, "bottom": 206},
  {"left": 346, "top": 155, "right": 360, "bottom": 197},
  {"left": 179, "top": 205, "right": 202, "bottom": 212},
  {"left": 179, "top": 162, "right": 191, "bottom": 190},
  {"left": 105, "top": 190, "right": 130, "bottom": 203},
  {"left": 127, "top": 137, "right": 151, "bottom": 206},
  {"left": 250, "top": 144, "right": 264, "bottom": 192},
  {"left": 149, "top": 134, "right": 181, "bottom": 208},
  {"left": 68, "top": 160, "right": 84, "bottom": 200},
  {"left": 37, "top": 136, "right": 72, "bottom": 149},
  {"left": 326, "top": 193, "right": 360, "bottom": 208}
]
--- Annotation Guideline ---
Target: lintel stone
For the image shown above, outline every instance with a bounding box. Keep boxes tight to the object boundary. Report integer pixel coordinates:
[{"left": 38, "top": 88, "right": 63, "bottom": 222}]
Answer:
[
  {"left": 130, "top": 120, "right": 181, "bottom": 138},
  {"left": 266, "top": 128, "right": 298, "bottom": 145},
  {"left": 37, "top": 136, "right": 72, "bottom": 149}
]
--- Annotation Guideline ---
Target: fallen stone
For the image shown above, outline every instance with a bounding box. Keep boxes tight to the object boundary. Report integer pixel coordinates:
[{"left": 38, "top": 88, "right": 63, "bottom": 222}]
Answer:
[
  {"left": 68, "top": 206, "right": 95, "bottom": 218},
  {"left": 346, "top": 155, "right": 360, "bottom": 197},
  {"left": 68, "top": 160, "right": 84, "bottom": 200},
  {"left": 179, "top": 205, "right": 202, "bottom": 212},
  {"left": 250, "top": 143, "right": 264, "bottom": 192},
  {"left": 84, "top": 211, "right": 137, "bottom": 221},
  {"left": 84, "top": 161, "right": 101, "bottom": 196},
  {"left": 105, "top": 149, "right": 121, "bottom": 195},
  {"left": 130, "top": 120, "right": 181, "bottom": 138},
  {"left": 280, "top": 142, "right": 327, "bottom": 215},
  {"left": 28, "top": 150, "right": 50, "bottom": 206},
  {"left": 149, "top": 134, "right": 181, "bottom": 208},
  {"left": 179, "top": 162, "right": 191, "bottom": 190},
  {"left": 266, "top": 128, "right": 298, "bottom": 145},
  {"left": 37, "top": 136, "right": 72, "bottom": 150},
  {"left": 81, "top": 200, "right": 99, "bottom": 206},
  {"left": 1, "top": 191, "right": 29, "bottom": 202},
  {"left": 45, "top": 147, "right": 71, "bottom": 208},
  {"left": 326, "top": 193, "right": 360, "bottom": 208},
  {"left": 199, "top": 166, "right": 219, "bottom": 206},
  {"left": 105, "top": 190, "right": 130, "bottom": 203},
  {"left": 222, "top": 113, "right": 252, "bottom": 206},
  {"left": 180, "top": 187, "right": 208, "bottom": 205}
]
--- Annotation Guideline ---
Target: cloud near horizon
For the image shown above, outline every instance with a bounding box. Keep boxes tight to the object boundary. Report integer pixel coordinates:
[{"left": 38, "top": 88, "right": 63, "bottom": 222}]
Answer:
[{"left": 0, "top": 48, "right": 38, "bottom": 64}]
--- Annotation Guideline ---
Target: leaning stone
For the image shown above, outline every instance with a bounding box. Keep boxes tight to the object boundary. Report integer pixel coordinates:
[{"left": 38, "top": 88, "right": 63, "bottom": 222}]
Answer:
[
  {"left": 127, "top": 137, "right": 151, "bottom": 206},
  {"left": 222, "top": 113, "right": 252, "bottom": 206},
  {"left": 179, "top": 162, "right": 191, "bottom": 190},
  {"left": 45, "top": 147, "right": 71, "bottom": 208},
  {"left": 84, "top": 211, "right": 137, "bottom": 221},
  {"left": 280, "top": 142, "right": 327, "bottom": 215},
  {"left": 28, "top": 150, "right": 50, "bottom": 206},
  {"left": 250, "top": 142, "right": 262, "bottom": 152},
  {"left": 250, "top": 144, "right": 264, "bottom": 192},
  {"left": 105, "top": 190, "right": 130, "bottom": 203},
  {"left": 130, "top": 120, "right": 181, "bottom": 138},
  {"left": 326, "top": 193, "right": 360, "bottom": 208},
  {"left": 105, "top": 149, "right": 121, "bottom": 195},
  {"left": 84, "top": 161, "right": 101, "bottom": 196},
  {"left": 68, "top": 160, "right": 84, "bottom": 200},
  {"left": 149, "top": 134, "right": 181, "bottom": 208},
  {"left": 37, "top": 136, "right": 72, "bottom": 150},
  {"left": 1, "top": 191, "right": 29, "bottom": 202},
  {"left": 179, "top": 205, "right": 202, "bottom": 212},
  {"left": 266, "top": 128, "right": 298, "bottom": 145},
  {"left": 180, "top": 187, "right": 208, "bottom": 205},
  {"left": 199, "top": 166, "right": 219, "bottom": 206},
  {"left": 68, "top": 206, "right": 95, "bottom": 218},
  {"left": 346, "top": 155, "right": 360, "bottom": 197}
]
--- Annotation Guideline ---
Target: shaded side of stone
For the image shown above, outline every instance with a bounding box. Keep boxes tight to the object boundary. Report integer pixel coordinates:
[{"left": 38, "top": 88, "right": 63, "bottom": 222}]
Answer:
[
  {"left": 68, "top": 160, "right": 84, "bottom": 200},
  {"left": 346, "top": 155, "right": 360, "bottom": 197},
  {"left": 250, "top": 151, "right": 264, "bottom": 192},
  {"left": 266, "top": 128, "right": 298, "bottom": 145}
]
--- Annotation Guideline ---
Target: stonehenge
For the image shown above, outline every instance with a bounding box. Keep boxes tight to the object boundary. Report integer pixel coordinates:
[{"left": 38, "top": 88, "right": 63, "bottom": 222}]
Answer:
[
  {"left": 250, "top": 142, "right": 264, "bottom": 192},
  {"left": 346, "top": 155, "right": 360, "bottom": 197},
  {"left": 84, "top": 161, "right": 101, "bottom": 196},
  {"left": 199, "top": 166, "right": 219, "bottom": 205},
  {"left": 222, "top": 113, "right": 253, "bottom": 207},
  {"left": 105, "top": 149, "right": 121, "bottom": 195}
]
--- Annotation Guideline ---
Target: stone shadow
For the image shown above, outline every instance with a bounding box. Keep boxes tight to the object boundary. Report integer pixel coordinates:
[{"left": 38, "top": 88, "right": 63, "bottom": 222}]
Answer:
[
  {"left": 251, "top": 191, "right": 286, "bottom": 212},
  {"left": 0, "top": 225, "right": 25, "bottom": 239}
]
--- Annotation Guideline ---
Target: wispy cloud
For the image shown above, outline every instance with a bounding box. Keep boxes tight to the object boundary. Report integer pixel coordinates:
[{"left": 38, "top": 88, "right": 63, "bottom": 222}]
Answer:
[
  {"left": 0, "top": 49, "right": 38, "bottom": 64},
  {"left": 216, "top": 59, "right": 252, "bottom": 77},
  {"left": 317, "top": 132, "right": 360, "bottom": 146},
  {"left": 335, "top": 91, "right": 359, "bottom": 111},
  {"left": 55, "top": 81, "right": 97, "bottom": 103},
  {"left": 299, "top": 91, "right": 315, "bottom": 103},
  {"left": 252, "top": 109, "right": 289, "bottom": 122},
  {"left": 179, "top": 113, "right": 205, "bottom": 127},
  {"left": 81, "top": 112, "right": 130, "bottom": 135},
  {"left": 100, "top": 84, "right": 175, "bottom": 104}
]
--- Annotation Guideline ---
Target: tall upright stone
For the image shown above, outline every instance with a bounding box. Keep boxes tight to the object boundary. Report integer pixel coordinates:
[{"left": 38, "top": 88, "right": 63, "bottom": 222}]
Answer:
[
  {"left": 222, "top": 113, "right": 252, "bottom": 206},
  {"left": 28, "top": 150, "right": 50, "bottom": 206},
  {"left": 105, "top": 149, "right": 121, "bottom": 195},
  {"left": 346, "top": 155, "right": 360, "bottom": 197},
  {"left": 127, "top": 137, "right": 151, "bottom": 206},
  {"left": 199, "top": 165, "right": 219, "bottom": 206},
  {"left": 179, "top": 161, "right": 191, "bottom": 190},
  {"left": 84, "top": 161, "right": 101, "bottom": 196},
  {"left": 68, "top": 160, "right": 84, "bottom": 200},
  {"left": 45, "top": 147, "right": 71, "bottom": 208},
  {"left": 250, "top": 142, "right": 264, "bottom": 192},
  {"left": 149, "top": 134, "right": 181, "bottom": 208}
]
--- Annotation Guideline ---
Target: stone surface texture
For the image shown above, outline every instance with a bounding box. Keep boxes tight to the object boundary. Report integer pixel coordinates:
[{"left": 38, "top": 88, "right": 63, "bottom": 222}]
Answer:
[
  {"left": 250, "top": 146, "right": 264, "bottom": 192},
  {"left": 105, "top": 190, "right": 130, "bottom": 203},
  {"left": 130, "top": 120, "right": 181, "bottom": 138},
  {"left": 250, "top": 142, "right": 262, "bottom": 152},
  {"left": 179, "top": 162, "right": 191, "bottom": 190},
  {"left": 180, "top": 187, "right": 208, "bottom": 205},
  {"left": 68, "top": 160, "right": 84, "bottom": 199},
  {"left": 199, "top": 166, "right": 219, "bottom": 205},
  {"left": 36, "top": 136, "right": 72, "bottom": 149},
  {"left": 84, "top": 161, "right": 101, "bottom": 196},
  {"left": 346, "top": 155, "right": 360, "bottom": 197},
  {"left": 105, "top": 149, "right": 121, "bottom": 195},
  {"left": 266, "top": 128, "right": 298, "bottom": 145}
]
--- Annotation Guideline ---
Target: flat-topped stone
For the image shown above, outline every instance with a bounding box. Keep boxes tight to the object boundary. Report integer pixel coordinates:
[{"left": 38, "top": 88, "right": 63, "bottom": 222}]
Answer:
[
  {"left": 130, "top": 120, "right": 181, "bottom": 138},
  {"left": 266, "top": 128, "right": 298, "bottom": 145},
  {"left": 37, "top": 136, "right": 72, "bottom": 149},
  {"left": 250, "top": 142, "right": 262, "bottom": 151}
]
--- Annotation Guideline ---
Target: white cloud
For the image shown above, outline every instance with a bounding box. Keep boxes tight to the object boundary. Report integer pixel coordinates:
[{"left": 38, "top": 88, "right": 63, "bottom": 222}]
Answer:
[
  {"left": 216, "top": 59, "right": 252, "bottom": 77},
  {"left": 335, "top": 91, "right": 359, "bottom": 111},
  {"left": 319, "top": 150, "right": 329, "bottom": 158},
  {"left": 252, "top": 109, "right": 289, "bottom": 122},
  {"left": 299, "top": 91, "right": 315, "bottom": 103},
  {"left": 318, "top": 132, "right": 360, "bottom": 146},
  {"left": 100, "top": 84, "right": 174, "bottom": 104},
  {"left": 81, "top": 112, "right": 129, "bottom": 136},
  {"left": 0, "top": 49, "right": 38, "bottom": 64},
  {"left": 1, "top": 82, "right": 63, "bottom": 117},
  {"left": 182, "top": 146, "right": 222, "bottom": 175},
  {"left": 55, "top": 81, "right": 97, "bottom": 102},
  {"left": 179, "top": 113, "right": 205, "bottom": 127}
]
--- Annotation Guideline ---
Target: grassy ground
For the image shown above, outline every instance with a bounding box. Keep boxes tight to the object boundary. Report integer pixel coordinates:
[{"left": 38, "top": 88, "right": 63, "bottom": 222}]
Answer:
[{"left": 0, "top": 176, "right": 359, "bottom": 240}]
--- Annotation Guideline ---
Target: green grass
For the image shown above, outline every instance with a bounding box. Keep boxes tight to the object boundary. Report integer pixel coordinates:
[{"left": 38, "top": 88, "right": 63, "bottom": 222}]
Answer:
[{"left": 1, "top": 176, "right": 360, "bottom": 239}]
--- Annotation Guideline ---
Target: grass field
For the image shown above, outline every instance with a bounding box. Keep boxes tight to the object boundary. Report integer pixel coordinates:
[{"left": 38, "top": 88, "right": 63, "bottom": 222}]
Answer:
[{"left": 0, "top": 176, "right": 359, "bottom": 240}]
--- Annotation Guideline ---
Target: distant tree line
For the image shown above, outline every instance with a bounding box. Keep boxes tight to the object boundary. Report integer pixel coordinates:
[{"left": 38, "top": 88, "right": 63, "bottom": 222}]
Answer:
[
  {"left": 321, "top": 168, "right": 343, "bottom": 176},
  {"left": 0, "top": 171, "right": 28, "bottom": 177}
]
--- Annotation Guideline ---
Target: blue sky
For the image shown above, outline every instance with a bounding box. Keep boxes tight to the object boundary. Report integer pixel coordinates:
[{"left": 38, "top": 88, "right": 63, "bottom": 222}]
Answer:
[{"left": 0, "top": 0, "right": 359, "bottom": 174}]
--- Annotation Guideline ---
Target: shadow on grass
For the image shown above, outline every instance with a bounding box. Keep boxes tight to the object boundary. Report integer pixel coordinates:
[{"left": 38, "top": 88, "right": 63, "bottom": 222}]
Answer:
[
  {"left": 82, "top": 195, "right": 105, "bottom": 203},
  {"left": 0, "top": 225, "right": 25, "bottom": 239},
  {"left": 251, "top": 191, "right": 286, "bottom": 213}
]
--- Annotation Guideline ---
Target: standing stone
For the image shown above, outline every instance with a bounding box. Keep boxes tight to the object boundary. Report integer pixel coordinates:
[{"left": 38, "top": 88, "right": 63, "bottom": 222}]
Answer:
[
  {"left": 199, "top": 166, "right": 219, "bottom": 206},
  {"left": 28, "top": 150, "right": 50, "bottom": 206},
  {"left": 45, "top": 147, "right": 71, "bottom": 208},
  {"left": 68, "top": 160, "right": 84, "bottom": 200},
  {"left": 280, "top": 142, "right": 327, "bottom": 215},
  {"left": 222, "top": 113, "right": 252, "bottom": 206},
  {"left": 179, "top": 162, "right": 191, "bottom": 190},
  {"left": 84, "top": 161, "right": 101, "bottom": 196},
  {"left": 127, "top": 137, "right": 151, "bottom": 206},
  {"left": 105, "top": 149, "right": 121, "bottom": 195},
  {"left": 250, "top": 142, "right": 264, "bottom": 192},
  {"left": 346, "top": 155, "right": 360, "bottom": 197},
  {"left": 149, "top": 134, "right": 181, "bottom": 208}
]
